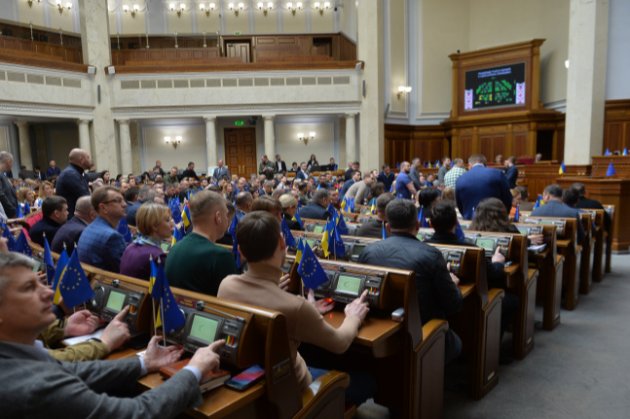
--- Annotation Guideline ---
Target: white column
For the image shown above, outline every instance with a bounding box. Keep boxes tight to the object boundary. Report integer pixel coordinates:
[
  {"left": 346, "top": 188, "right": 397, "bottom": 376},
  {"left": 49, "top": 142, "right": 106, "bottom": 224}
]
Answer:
[
  {"left": 14, "top": 120, "right": 33, "bottom": 169},
  {"left": 358, "top": 0, "right": 384, "bottom": 171},
  {"left": 204, "top": 116, "right": 218, "bottom": 171},
  {"left": 263, "top": 114, "right": 275, "bottom": 158},
  {"left": 564, "top": 0, "right": 609, "bottom": 165},
  {"left": 118, "top": 119, "right": 132, "bottom": 175},
  {"left": 345, "top": 113, "right": 357, "bottom": 165},
  {"left": 77, "top": 119, "right": 91, "bottom": 154}
]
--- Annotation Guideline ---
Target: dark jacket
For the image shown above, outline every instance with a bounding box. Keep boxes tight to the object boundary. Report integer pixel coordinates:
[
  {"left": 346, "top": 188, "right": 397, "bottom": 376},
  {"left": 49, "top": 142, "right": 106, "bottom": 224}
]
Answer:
[
  {"left": 0, "top": 174, "right": 18, "bottom": 218},
  {"left": 283, "top": 213, "right": 303, "bottom": 231},
  {"left": 356, "top": 219, "right": 384, "bottom": 239},
  {"left": 531, "top": 200, "right": 585, "bottom": 244},
  {"left": 504, "top": 165, "right": 518, "bottom": 189},
  {"left": 455, "top": 165, "right": 512, "bottom": 220},
  {"left": 56, "top": 164, "right": 90, "bottom": 218},
  {"left": 575, "top": 196, "right": 611, "bottom": 231},
  {"left": 29, "top": 217, "right": 63, "bottom": 247},
  {"left": 51, "top": 217, "right": 88, "bottom": 254},
  {"left": 377, "top": 172, "right": 395, "bottom": 192},
  {"left": 298, "top": 203, "right": 329, "bottom": 220},
  {"left": 359, "top": 233, "right": 462, "bottom": 324}
]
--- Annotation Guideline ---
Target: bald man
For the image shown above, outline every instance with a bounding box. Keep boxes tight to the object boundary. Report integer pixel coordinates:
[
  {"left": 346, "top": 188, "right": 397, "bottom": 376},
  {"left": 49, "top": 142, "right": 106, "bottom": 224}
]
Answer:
[
  {"left": 51, "top": 196, "right": 97, "bottom": 254},
  {"left": 55, "top": 148, "right": 92, "bottom": 218}
]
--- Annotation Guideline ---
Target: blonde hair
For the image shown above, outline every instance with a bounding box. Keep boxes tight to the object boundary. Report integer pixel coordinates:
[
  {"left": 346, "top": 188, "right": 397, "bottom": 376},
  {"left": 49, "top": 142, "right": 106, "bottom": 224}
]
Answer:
[
  {"left": 136, "top": 202, "right": 170, "bottom": 236},
  {"left": 38, "top": 181, "right": 54, "bottom": 198},
  {"left": 16, "top": 187, "right": 32, "bottom": 203},
  {"left": 278, "top": 193, "right": 297, "bottom": 209}
]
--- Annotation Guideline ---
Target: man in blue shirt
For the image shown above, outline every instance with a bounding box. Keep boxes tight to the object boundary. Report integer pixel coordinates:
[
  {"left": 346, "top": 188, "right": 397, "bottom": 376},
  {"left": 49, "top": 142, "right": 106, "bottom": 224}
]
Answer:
[
  {"left": 77, "top": 187, "right": 127, "bottom": 272},
  {"left": 395, "top": 161, "right": 417, "bottom": 200}
]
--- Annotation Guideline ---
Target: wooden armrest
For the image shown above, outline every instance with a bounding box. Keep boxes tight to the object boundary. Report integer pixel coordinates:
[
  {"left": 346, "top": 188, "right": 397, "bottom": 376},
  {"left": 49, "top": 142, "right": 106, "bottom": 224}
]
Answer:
[
  {"left": 299, "top": 371, "right": 350, "bottom": 414},
  {"left": 555, "top": 255, "right": 564, "bottom": 265},
  {"left": 458, "top": 283, "right": 475, "bottom": 298},
  {"left": 416, "top": 319, "right": 448, "bottom": 352},
  {"left": 527, "top": 268, "right": 539, "bottom": 283},
  {"left": 486, "top": 288, "right": 505, "bottom": 309}
]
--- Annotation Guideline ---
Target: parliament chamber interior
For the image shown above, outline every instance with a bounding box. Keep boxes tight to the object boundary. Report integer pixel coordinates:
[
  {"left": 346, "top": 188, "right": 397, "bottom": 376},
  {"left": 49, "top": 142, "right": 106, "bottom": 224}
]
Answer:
[{"left": 0, "top": 0, "right": 629, "bottom": 418}]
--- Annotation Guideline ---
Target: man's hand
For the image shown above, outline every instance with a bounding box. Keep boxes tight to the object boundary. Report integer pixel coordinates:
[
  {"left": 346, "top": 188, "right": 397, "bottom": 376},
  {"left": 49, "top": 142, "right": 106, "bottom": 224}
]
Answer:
[
  {"left": 0, "top": 237, "right": 8, "bottom": 254},
  {"left": 491, "top": 247, "right": 506, "bottom": 264},
  {"left": 143, "top": 335, "right": 185, "bottom": 373},
  {"left": 64, "top": 310, "right": 100, "bottom": 337},
  {"left": 528, "top": 234, "right": 544, "bottom": 246},
  {"left": 278, "top": 273, "right": 291, "bottom": 291},
  {"left": 100, "top": 306, "right": 131, "bottom": 352},
  {"left": 344, "top": 290, "right": 369, "bottom": 323},
  {"left": 307, "top": 289, "right": 335, "bottom": 314},
  {"left": 450, "top": 273, "right": 461, "bottom": 286},
  {"left": 188, "top": 340, "right": 225, "bottom": 376}
]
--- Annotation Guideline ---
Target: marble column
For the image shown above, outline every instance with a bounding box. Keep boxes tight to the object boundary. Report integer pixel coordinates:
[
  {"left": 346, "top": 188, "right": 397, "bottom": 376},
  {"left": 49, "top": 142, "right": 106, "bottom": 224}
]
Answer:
[
  {"left": 118, "top": 119, "right": 132, "bottom": 175},
  {"left": 79, "top": 0, "right": 118, "bottom": 172},
  {"left": 204, "top": 116, "right": 218, "bottom": 171},
  {"left": 263, "top": 114, "right": 275, "bottom": 158},
  {"left": 77, "top": 119, "right": 91, "bottom": 154},
  {"left": 14, "top": 120, "right": 32, "bottom": 169},
  {"left": 564, "top": 0, "right": 609, "bottom": 165},
  {"left": 345, "top": 113, "right": 357, "bottom": 165},
  {"left": 357, "top": 0, "right": 384, "bottom": 171}
]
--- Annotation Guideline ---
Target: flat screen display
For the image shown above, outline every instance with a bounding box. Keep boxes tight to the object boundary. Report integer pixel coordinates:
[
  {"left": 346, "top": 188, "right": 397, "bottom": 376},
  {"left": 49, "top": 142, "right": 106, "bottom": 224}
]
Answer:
[
  {"left": 189, "top": 314, "right": 219, "bottom": 344},
  {"left": 335, "top": 275, "right": 362, "bottom": 296},
  {"left": 475, "top": 238, "right": 497, "bottom": 252},
  {"left": 517, "top": 227, "right": 530, "bottom": 235},
  {"left": 106, "top": 290, "right": 126, "bottom": 312},
  {"left": 313, "top": 225, "right": 324, "bottom": 234},
  {"left": 352, "top": 244, "right": 365, "bottom": 256},
  {"left": 464, "top": 63, "right": 525, "bottom": 110}
]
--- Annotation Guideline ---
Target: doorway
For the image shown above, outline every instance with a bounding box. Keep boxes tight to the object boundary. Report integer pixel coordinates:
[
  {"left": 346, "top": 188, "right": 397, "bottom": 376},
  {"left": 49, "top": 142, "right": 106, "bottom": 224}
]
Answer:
[{"left": 224, "top": 128, "right": 257, "bottom": 177}]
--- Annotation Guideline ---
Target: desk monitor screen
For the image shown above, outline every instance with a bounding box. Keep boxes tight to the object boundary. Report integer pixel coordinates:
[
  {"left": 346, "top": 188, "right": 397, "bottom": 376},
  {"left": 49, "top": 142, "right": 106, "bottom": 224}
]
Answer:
[
  {"left": 517, "top": 226, "right": 530, "bottom": 235},
  {"left": 312, "top": 225, "right": 325, "bottom": 234},
  {"left": 189, "top": 314, "right": 220, "bottom": 345},
  {"left": 305, "top": 239, "right": 318, "bottom": 249},
  {"left": 106, "top": 290, "right": 126, "bottom": 313},
  {"left": 475, "top": 237, "right": 497, "bottom": 252},
  {"left": 336, "top": 274, "right": 362, "bottom": 296},
  {"left": 352, "top": 244, "right": 366, "bottom": 257}
]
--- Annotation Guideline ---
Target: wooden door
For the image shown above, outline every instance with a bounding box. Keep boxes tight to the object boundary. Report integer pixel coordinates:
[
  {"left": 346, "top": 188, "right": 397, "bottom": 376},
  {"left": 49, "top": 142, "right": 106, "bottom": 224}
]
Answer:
[
  {"left": 224, "top": 128, "right": 257, "bottom": 177},
  {"left": 226, "top": 42, "right": 251, "bottom": 63}
]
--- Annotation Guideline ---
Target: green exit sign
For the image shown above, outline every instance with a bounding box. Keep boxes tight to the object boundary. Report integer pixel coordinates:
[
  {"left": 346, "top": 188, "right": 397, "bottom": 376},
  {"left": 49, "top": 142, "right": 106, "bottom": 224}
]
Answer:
[{"left": 234, "top": 120, "right": 245, "bottom": 127}]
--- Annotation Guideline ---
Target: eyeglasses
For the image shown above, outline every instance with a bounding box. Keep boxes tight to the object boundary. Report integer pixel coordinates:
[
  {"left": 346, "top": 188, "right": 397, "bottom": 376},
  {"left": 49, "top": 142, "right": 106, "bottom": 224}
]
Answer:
[{"left": 103, "top": 197, "right": 124, "bottom": 205}]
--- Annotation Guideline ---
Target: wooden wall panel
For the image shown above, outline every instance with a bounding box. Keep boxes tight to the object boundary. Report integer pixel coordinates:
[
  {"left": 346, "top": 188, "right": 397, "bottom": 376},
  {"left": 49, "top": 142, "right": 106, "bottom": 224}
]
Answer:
[
  {"left": 603, "top": 100, "right": 630, "bottom": 153},
  {"left": 384, "top": 124, "right": 447, "bottom": 167}
]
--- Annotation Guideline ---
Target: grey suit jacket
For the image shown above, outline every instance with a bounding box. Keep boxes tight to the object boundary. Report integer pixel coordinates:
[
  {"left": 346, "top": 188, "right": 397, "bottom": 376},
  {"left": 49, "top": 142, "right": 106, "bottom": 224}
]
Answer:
[{"left": 0, "top": 340, "right": 202, "bottom": 419}]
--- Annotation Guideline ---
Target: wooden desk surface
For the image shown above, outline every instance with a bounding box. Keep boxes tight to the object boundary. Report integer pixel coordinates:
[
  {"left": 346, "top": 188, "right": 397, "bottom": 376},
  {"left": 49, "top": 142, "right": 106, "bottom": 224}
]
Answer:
[
  {"left": 556, "top": 239, "right": 571, "bottom": 248},
  {"left": 459, "top": 284, "right": 475, "bottom": 298},
  {"left": 138, "top": 372, "right": 265, "bottom": 418},
  {"left": 323, "top": 311, "right": 401, "bottom": 348}
]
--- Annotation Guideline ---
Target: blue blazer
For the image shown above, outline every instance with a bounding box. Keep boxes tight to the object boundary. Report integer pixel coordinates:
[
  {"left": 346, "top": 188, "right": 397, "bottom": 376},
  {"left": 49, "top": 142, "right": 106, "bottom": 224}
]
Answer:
[
  {"left": 505, "top": 165, "right": 518, "bottom": 188},
  {"left": 55, "top": 164, "right": 90, "bottom": 218},
  {"left": 455, "top": 165, "right": 512, "bottom": 220}
]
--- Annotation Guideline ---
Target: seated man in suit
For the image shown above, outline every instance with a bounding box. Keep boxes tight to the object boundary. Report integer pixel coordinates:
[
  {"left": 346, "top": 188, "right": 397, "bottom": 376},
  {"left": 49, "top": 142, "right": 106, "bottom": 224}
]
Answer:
[
  {"left": 571, "top": 182, "right": 611, "bottom": 231},
  {"left": 77, "top": 187, "right": 127, "bottom": 272},
  {"left": 298, "top": 189, "right": 330, "bottom": 220},
  {"left": 531, "top": 184, "right": 585, "bottom": 244},
  {"left": 455, "top": 154, "right": 512, "bottom": 220},
  {"left": 356, "top": 193, "right": 394, "bottom": 238},
  {"left": 504, "top": 156, "right": 519, "bottom": 189},
  {"left": 52, "top": 196, "right": 97, "bottom": 254},
  {"left": 0, "top": 251, "right": 225, "bottom": 418},
  {"left": 358, "top": 199, "right": 463, "bottom": 364},
  {"left": 166, "top": 191, "right": 237, "bottom": 296},
  {"left": 29, "top": 196, "right": 68, "bottom": 246}
]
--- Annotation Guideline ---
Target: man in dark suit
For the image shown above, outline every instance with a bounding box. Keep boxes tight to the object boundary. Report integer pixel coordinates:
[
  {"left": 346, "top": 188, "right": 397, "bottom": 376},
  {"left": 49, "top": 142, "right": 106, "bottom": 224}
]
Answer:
[
  {"left": 504, "top": 156, "right": 519, "bottom": 189},
  {"left": 455, "top": 154, "right": 512, "bottom": 220},
  {"left": 45, "top": 159, "right": 61, "bottom": 179},
  {"left": 532, "top": 184, "right": 585, "bottom": 244},
  {"left": 0, "top": 151, "right": 18, "bottom": 218},
  {"left": 29, "top": 196, "right": 68, "bottom": 247},
  {"left": 212, "top": 159, "right": 231, "bottom": 181},
  {"left": 356, "top": 193, "right": 394, "bottom": 238},
  {"left": 377, "top": 165, "right": 395, "bottom": 192},
  {"left": 298, "top": 189, "right": 330, "bottom": 220},
  {"left": 55, "top": 148, "right": 91, "bottom": 219},
  {"left": 0, "top": 251, "right": 225, "bottom": 418},
  {"left": 274, "top": 154, "right": 287, "bottom": 174},
  {"left": 51, "top": 196, "right": 96, "bottom": 254},
  {"left": 571, "top": 182, "right": 611, "bottom": 231},
  {"left": 182, "top": 161, "right": 199, "bottom": 181}
]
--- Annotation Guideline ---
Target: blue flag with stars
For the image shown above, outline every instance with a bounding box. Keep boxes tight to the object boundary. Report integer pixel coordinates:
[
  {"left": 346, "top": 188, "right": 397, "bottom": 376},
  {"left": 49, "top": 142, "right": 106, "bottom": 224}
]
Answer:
[
  {"left": 418, "top": 207, "right": 429, "bottom": 228},
  {"left": 169, "top": 197, "right": 182, "bottom": 224},
  {"left": 150, "top": 259, "right": 186, "bottom": 334},
  {"left": 228, "top": 215, "right": 241, "bottom": 269},
  {"left": 281, "top": 217, "right": 296, "bottom": 248},
  {"left": 297, "top": 240, "right": 328, "bottom": 289},
  {"left": 2, "top": 223, "right": 17, "bottom": 251},
  {"left": 337, "top": 212, "right": 349, "bottom": 235},
  {"left": 117, "top": 218, "right": 132, "bottom": 243},
  {"left": 43, "top": 236, "right": 55, "bottom": 285},
  {"left": 58, "top": 249, "right": 94, "bottom": 308},
  {"left": 15, "top": 230, "right": 32, "bottom": 256}
]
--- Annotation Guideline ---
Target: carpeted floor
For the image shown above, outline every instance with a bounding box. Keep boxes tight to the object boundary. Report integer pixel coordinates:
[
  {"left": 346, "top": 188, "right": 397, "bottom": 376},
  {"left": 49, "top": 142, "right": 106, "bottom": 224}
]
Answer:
[{"left": 356, "top": 254, "right": 630, "bottom": 419}]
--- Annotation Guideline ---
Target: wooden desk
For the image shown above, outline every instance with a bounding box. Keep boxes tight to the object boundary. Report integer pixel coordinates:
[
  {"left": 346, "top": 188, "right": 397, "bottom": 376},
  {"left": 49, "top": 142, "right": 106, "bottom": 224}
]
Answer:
[{"left": 323, "top": 311, "right": 401, "bottom": 355}]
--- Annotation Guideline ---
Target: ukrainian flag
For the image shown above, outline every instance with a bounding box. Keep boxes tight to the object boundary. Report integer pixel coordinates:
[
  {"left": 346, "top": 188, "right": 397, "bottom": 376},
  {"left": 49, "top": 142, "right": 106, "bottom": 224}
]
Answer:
[
  {"left": 295, "top": 237, "right": 305, "bottom": 265},
  {"left": 558, "top": 161, "right": 566, "bottom": 175},
  {"left": 181, "top": 204, "right": 192, "bottom": 230}
]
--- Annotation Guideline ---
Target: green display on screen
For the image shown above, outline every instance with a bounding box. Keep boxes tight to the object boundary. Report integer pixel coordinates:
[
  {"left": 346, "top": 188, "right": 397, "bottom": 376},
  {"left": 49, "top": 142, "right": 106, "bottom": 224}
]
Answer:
[
  {"left": 313, "top": 225, "right": 325, "bottom": 234},
  {"left": 517, "top": 227, "right": 529, "bottom": 235},
  {"left": 190, "top": 315, "right": 219, "bottom": 344},
  {"left": 475, "top": 238, "right": 496, "bottom": 251},
  {"left": 306, "top": 239, "right": 318, "bottom": 248},
  {"left": 336, "top": 275, "right": 362, "bottom": 296},
  {"left": 352, "top": 244, "right": 365, "bottom": 256},
  {"left": 106, "top": 290, "right": 126, "bottom": 312}
]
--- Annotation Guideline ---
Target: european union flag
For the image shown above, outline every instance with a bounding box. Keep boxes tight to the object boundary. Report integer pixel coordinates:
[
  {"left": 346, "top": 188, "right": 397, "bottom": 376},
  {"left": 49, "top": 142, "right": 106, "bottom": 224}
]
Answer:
[
  {"left": 1, "top": 224, "right": 17, "bottom": 251},
  {"left": 228, "top": 215, "right": 241, "bottom": 269},
  {"left": 171, "top": 224, "right": 185, "bottom": 246},
  {"left": 117, "top": 218, "right": 132, "bottom": 243},
  {"left": 169, "top": 197, "right": 182, "bottom": 224},
  {"left": 292, "top": 211, "right": 304, "bottom": 230},
  {"left": 337, "top": 212, "right": 349, "bottom": 235},
  {"left": 150, "top": 260, "right": 186, "bottom": 334},
  {"left": 297, "top": 240, "right": 328, "bottom": 289},
  {"left": 281, "top": 218, "right": 296, "bottom": 248},
  {"left": 24, "top": 202, "right": 30, "bottom": 215},
  {"left": 15, "top": 230, "right": 32, "bottom": 257},
  {"left": 326, "top": 203, "right": 337, "bottom": 223},
  {"left": 606, "top": 162, "right": 617, "bottom": 177},
  {"left": 514, "top": 205, "right": 520, "bottom": 223},
  {"left": 43, "top": 235, "right": 55, "bottom": 285},
  {"left": 57, "top": 250, "right": 94, "bottom": 308},
  {"left": 418, "top": 207, "right": 429, "bottom": 227},
  {"left": 558, "top": 161, "right": 566, "bottom": 175},
  {"left": 331, "top": 223, "right": 345, "bottom": 258},
  {"left": 533, "top": 195, "right": 542, "bottom": 210},
  {"left": 16, "top": 204, "right": 23, "bottom": 218},
  {"left": 52, "top": 248, "right": 69, "bottom": 305}
]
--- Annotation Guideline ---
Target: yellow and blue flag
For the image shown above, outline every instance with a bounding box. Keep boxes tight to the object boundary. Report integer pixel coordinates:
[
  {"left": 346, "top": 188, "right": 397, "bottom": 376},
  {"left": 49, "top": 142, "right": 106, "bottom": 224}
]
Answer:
[
  {"left": 57, "top": 249, "right": 94, "bottom": 308},
  {"left": 297, "top": 240, "right": 328, "bottom": 289},
  {"left": 181, "top": 204, "right": 192, "bottom": 230},
  {"left": 52, "top": 249, "right": 70, "bottom": 305},
  {"left": 295, "top": 237, "right": 305, "bottom": 265},
  {"left": 533, "top": 195, "right": 542, "bottom": 210},
  {"left": 558, "top": 161, "right": 566, "bottom": 175},
  {"left": 150, "top": 259, "right": 186, "bottom": 334},
  {"left": 369, "top": 198, "right": 377, "bottom": 214},
  {"left": 171, "top": 224, "right": 185, "bottom": 246}
]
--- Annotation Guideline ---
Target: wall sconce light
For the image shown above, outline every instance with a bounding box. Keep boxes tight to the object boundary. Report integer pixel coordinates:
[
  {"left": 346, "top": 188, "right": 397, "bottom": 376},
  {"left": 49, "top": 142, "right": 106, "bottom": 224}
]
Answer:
[
  {"left": 199, "top": 2, "right": 216, "bottom": 16},
  {"left": 164, "top": 136, "right": 182, "bottom": 149},
  {"left": 123, "top": 4, "right": 140, "bottom": 17},
  {"left": 286, "top": 2, "right": 303, "bottom": 15},
  {"left": 228, "top": 2, "right": 245, "bottom": 16},
  {"left": 313, "top": 1, "right": 330, "bottom": 15},
  {"left": 257, "top": 1, "right": 273, "bottom": 16},
  {"left": 55, "top": 0, "right": 72, "bottom": 14},
  {"left": 27, "top": 0, "right": 42, "bottom": 8},
  {"left": 397, "top": 85, "right": 412, "bottom": 99},
  {"left": 297, "top": 131, "right": 315, "bottom": 146},
  {"left": 169, "top": 2, "right": 186, "bottom": 17}
]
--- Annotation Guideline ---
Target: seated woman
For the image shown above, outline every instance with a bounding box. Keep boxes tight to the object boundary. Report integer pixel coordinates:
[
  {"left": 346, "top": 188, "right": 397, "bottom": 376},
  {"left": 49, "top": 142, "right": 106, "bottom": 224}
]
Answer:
[
  {"left": 279, "top": 193, "right": 303, "bottom": 230},
  {"left": 35, "top": 181, "right": 55, "bottom": 208},
  {"left": 218, "top": 211, "right": 372, "bottom": 405},
  {"left": 119, "top": 202, "right": 173, "bottom": 280},
  {"left": 16, "top": 187, "right": 35, "bottom": 215}
]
